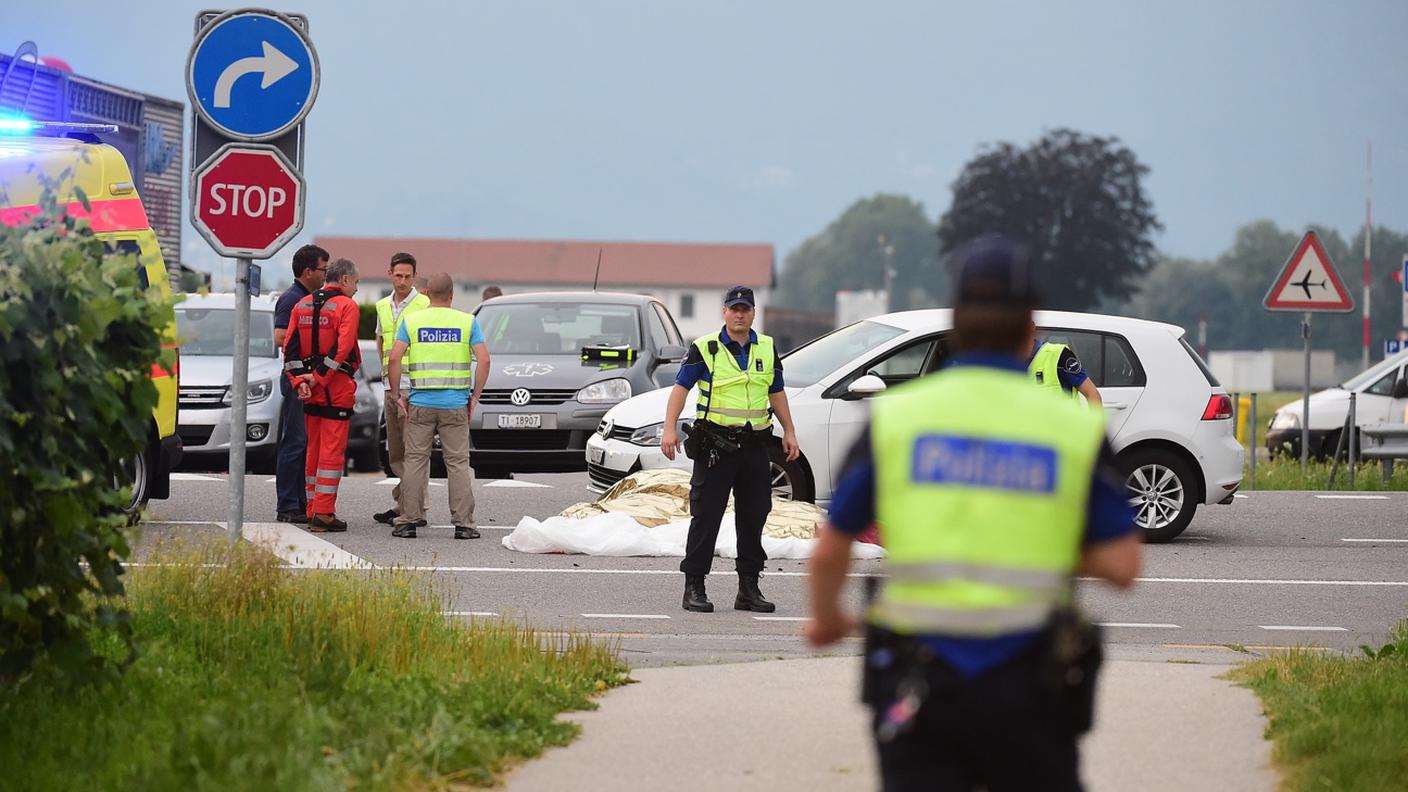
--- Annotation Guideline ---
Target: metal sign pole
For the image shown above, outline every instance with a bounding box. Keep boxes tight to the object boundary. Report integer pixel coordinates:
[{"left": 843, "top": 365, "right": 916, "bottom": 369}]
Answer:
[
  {"left": 1249, "top": 394, "right": 1257, "bottom": 490},
  {"left": 1301, "top": 312, "right": 1311, "bottom": 470},
  {"left": 227, "top": 256, "right": 252, "bottom": 541}
]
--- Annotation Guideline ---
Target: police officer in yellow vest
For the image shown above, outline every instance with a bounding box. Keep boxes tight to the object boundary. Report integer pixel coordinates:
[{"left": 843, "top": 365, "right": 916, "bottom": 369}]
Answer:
[
  {"left": 662, "top": 286, "right": 800, "bottom": 613},
  {"left": 385, "top": 273, "right": 491, "bottom": 540},
  {"left": 374, "top": 252, "right": 433, "bottom": 526},
  {"left": 806, "top": 239, "right": 1141, "bottom": 791},
  {"left": 1028, "top": 339, "right": 1103, "bottom": 406}
]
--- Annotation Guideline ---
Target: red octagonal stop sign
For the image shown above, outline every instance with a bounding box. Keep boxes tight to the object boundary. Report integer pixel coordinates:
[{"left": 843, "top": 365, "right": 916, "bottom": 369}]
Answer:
[{"left": 193, "top": 143, "right": 305, "bottom": 259}]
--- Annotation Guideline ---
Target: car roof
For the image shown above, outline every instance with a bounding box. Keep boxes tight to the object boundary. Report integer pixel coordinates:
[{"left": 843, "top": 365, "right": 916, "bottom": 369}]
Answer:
[
  {"left": 866, "top": 308, "right": 1185, "bottom": 338},
  {"left": 481, "top": 290, "right": 657, "bottom": 307},
  {"left": 177, "top": 292, "right": 278, "bottom": 311}
]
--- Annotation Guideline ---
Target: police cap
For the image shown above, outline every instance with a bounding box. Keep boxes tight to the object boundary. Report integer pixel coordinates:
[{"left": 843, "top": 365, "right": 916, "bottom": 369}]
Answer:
[
  {"left": 950, "top": 236, "right": 1039, "bottom": 308},
  {"left": 724, "top": 286, "right": 755, "bottom": 308}
]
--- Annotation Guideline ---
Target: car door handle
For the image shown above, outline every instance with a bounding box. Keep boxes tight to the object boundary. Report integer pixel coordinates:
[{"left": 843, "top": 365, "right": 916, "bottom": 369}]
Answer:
[{"left": 1104, "top": 402, "right": 1129, "bottom": 410}]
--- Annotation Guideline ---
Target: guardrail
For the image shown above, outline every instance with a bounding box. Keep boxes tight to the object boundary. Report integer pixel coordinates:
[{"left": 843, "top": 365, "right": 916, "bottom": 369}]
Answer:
[{"left": 1328, "top": 392, "right": 1408, "bottom": 486}]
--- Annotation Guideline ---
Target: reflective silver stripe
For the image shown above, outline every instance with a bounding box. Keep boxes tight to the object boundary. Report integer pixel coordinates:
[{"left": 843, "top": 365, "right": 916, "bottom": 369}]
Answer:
[
  {"left": 884, "top": 562, "right": 1066, "bottom": 593},
  {"left": 314, "top": 484, "right": 340, "bottom": 495},
  {"left": 869, "top": 600, "right": 1052, "bottom": 635},
  {"left": 323, "top": 356, "right": 349, "bottom": 369},
  {"left": 709, "top": 406, "right": 770, "bottom": 419},
  {"left": 407, "top": 361, "right": 473, "bottom": 371},
  {"left": 284, "top": 360, "right": 306, "bottom": 371},
  {"left": 305, "top": 476, "right": 316, "bottom": 484},
  {"left": 411, "top": 377, "right": 472, "bottom": 387},
  {"left": 316, "top": 469, "right": 343, "bottom": 479}
]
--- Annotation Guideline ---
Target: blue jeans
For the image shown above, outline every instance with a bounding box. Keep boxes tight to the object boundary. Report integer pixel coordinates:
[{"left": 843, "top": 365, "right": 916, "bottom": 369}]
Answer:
[{"left": 275, "top": 377, "right": 308, "bottom": 513}]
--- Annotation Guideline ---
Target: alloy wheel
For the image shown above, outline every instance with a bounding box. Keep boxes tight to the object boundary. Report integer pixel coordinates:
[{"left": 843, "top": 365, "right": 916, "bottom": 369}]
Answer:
[{"left": 1126, "top": 463, "right": 1184, "bottom": 532}]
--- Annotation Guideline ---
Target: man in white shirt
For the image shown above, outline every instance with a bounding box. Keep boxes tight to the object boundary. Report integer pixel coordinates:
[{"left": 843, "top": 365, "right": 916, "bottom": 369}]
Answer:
[{"left": 373, "top": 252, "right": 432, "bottom": 525}]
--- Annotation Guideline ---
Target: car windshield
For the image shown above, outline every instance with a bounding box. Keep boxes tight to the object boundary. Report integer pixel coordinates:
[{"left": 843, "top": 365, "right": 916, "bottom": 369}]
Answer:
[
  {"left": 1342, "top": 350, "right": 1408, "bottom": 390},
  {"left": 176, "top": 308, "right": 277, "bottom": 357},
  {"left": 476, "top": 302, "right": 641, "bottom": 355},
  {"left": 782, "top": 320, "right": 907, "bottom": 388}
]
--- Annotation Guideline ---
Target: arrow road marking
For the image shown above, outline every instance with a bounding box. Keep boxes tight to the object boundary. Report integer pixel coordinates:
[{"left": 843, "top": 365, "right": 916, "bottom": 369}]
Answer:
[{"left": 213, "top": 41, "right": 299, "bottom": 109}]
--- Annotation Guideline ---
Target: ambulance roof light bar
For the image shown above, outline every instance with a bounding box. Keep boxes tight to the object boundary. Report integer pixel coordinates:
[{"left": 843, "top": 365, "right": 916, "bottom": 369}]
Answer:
[{"left": 0, "top": 118, "right": 118, "bottom": 135}]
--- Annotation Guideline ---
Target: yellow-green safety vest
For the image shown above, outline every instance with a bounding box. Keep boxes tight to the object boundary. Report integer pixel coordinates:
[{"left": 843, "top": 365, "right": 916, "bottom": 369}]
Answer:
[
  {"left": 869, "top": 365, "right": 1106, "bottom": 637},
  {"left": 376, "top": 291, "right": 431, "bottom": 369},
  {"left": 694, "top": 332, "right": 775, "bottom": 428},
  {"left": 401, "top": 307, "right": 476, "bottom": 390},
  {"left": 1028, "top": 342, "right": 1083, "bottom": 403}
]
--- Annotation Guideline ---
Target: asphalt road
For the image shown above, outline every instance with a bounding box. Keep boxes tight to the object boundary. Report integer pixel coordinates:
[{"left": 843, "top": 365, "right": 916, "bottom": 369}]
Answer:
[{"left": 142, "top": 471, "right": 1408, "bottom": 666}]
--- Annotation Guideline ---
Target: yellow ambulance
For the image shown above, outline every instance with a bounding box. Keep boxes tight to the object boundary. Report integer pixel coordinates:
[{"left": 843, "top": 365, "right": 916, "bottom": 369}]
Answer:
[{"left": 0, "top": 120, "right": 180, "bottom": 513}]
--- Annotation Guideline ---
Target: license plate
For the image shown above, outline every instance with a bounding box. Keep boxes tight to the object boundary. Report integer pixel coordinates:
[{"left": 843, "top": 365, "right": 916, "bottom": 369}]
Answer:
[
  {"left": 588, "top": 446, "right": 605, "bottom": 465},
  {"left": 498, "top": 414, "right": 542, "bottom": 429}
]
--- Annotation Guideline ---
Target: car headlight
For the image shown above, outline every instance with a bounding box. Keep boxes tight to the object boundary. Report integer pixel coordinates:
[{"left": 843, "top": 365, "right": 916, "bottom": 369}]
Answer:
[
  {"left": 1270, "top": 411, "right": 1300, "bottom": 430},
  {"left": 356, "top": 390, "right": 377, "bottom": 412},
  {"left": 628, "top": 421, "right": 688, "bottom": 447},
  {"left": 577, "top": 378, "right": 632, "bottom": 404},
  {"left": 224, "top": 378, "right": 273, "bottom": 405}
]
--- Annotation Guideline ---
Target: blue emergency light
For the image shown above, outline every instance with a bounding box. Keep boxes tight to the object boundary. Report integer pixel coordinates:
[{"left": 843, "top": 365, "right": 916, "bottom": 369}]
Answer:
[{"left": 0, "top": 116, "right": 118, "bottom": 136}]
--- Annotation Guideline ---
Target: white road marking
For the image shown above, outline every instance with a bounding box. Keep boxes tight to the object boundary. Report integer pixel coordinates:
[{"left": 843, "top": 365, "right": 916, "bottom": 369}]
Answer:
[
  {"left": 1341, "top": 538, "right": 1408, "bottom": 543},
  {"left": 170, "top": 473, "right": 223, "bottom": 481},
  {"left": 142, "top": 520, "right": 221, "bottom": 526},
  {"left": 376, "top": 477, "right": 444, "bottom": 487},
  {"left": 581, "top": 613, "right": 670, "bottom": 620},
  {"left": 1233, "top": 494, "right": 1250, "bottom": 499},
  {"left": 442, "top": 611, "right": 499, "bottom": 617},
  {"left": 483, "top": 480, "right": 552, "bottom": 489},
  {"left": 753, "top": 616, "right": 807, "bottom": 622},
  {"left": 1315, "top": 494, "right": 1389, "bottom": 500},
  {"left": 1099, "top": 622, "right": 1181, "bottom": 629},
  {"left": 429, "top": 525, "right": 512, "bottom": 530},
  {"left": 1259, "top": 625, "right": 1349, "bottom": 632},
  {"left": 407, "top": 566, "right": 1408, "bottom": 586},
  {"left": 235, "top": 522, "right": 375, "bottom": 570}
]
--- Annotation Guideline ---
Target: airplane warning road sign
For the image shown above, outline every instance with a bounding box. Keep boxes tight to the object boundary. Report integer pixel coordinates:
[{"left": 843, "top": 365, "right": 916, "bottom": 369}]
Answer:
[{"left": 1264, "top": 230, "right": 1355, "bottom": 312}]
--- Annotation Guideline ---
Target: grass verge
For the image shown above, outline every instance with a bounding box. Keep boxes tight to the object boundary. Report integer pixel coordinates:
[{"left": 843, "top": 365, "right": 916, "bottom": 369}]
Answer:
[
  {"left": 1228, "top": 621, "right": 1408, "bottom": 791},
  {"left": 0, "top": 541, "right": 628, "bottom": 790},
  {"left": 1250, "top": 457, "right": 1408, "bottom": 491}
]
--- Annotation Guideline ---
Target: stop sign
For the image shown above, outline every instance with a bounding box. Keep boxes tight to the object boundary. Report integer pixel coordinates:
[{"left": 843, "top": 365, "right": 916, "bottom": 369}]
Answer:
[{"left": 193, "top": 143, "right": 305, "bottom": 259}]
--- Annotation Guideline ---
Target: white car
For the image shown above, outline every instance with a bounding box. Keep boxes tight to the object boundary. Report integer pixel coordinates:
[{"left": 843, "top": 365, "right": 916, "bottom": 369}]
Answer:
[
  {"left": 586, "top": 309, "right": 1245, "bottom": 542},
  {"left": 1266, "top": 348, "right": 1408, "bottom": 459}
]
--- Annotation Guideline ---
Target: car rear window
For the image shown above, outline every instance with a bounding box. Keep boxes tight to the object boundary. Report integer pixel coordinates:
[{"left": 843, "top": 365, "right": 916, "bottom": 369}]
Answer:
[{"left": 1179, "top": 336, "right": 1220, "bottom": 387}]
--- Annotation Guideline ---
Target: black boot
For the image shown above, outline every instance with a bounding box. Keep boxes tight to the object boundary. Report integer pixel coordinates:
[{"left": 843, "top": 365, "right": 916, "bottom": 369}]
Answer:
[
  {"left": 682, "top": 575, "right": 714, "bottom": 613},
  {"left": 734, "top": 572, "right": 776, "bottom": 613}
]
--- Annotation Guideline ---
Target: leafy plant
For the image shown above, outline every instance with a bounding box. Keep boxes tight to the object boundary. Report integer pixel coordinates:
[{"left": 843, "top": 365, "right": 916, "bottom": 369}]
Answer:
[{"left": 0, "top": 190, "right": 172, "bottom": 684}]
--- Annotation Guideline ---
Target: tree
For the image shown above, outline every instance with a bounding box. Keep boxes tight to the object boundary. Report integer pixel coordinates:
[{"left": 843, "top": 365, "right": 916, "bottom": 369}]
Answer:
[
  {"left": 776, "top": 194, "right": 942, "bottom": 314},
  {"left": 937, "top": 129, "right": 1161, "bottom": 311}
]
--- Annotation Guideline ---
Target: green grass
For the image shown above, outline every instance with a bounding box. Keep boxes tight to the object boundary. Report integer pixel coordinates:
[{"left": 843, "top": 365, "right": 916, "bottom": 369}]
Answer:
[
  {"left": 1229, "top": 620, "right": 1408, "bottom": 791},
  {"left": 1250, "top": 456, "right": 1408, "bottom": 490},
  {"left": 0, "top": 542, "right": 628, "bottom": 790}
]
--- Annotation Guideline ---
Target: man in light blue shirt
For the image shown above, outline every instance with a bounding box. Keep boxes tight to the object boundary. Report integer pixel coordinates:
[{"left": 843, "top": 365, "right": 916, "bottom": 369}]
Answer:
[{"left": 386, "top": 273, "right": 490, "bottom": 539}]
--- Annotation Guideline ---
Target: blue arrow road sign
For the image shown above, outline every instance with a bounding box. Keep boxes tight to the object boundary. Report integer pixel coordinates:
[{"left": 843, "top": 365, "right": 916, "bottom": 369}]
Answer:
[{"left": 188, "top": 10, "right": 318, "bottom": 141}]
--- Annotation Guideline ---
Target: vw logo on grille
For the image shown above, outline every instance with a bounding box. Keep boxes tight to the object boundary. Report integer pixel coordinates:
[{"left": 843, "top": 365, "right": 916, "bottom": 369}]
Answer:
[{"left": 510, "top": 388, "right": 532, "bottom": 406}]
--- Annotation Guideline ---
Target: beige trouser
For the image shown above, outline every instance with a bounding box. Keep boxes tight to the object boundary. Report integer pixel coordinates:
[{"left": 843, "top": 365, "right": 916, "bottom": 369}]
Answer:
[
  {"left": 383, "top": 389, "right": 427, "bottom": 507},
  {"left": 395, "top": 404, "right": 476, "bottom": 528}
]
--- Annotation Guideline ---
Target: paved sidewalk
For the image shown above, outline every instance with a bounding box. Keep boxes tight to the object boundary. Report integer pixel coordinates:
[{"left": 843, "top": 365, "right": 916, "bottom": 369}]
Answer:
[{"left": 506, "top": 656, "right": 1275, "bottom": 791}]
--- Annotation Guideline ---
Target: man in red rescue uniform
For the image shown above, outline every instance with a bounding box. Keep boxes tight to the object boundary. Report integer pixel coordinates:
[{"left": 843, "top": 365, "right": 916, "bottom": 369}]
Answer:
[{"left": 283, "top": 257, "right": 361, "bottom": 532}]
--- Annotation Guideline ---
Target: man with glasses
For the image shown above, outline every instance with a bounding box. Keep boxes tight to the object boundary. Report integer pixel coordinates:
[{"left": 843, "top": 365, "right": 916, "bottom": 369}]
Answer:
[{"left": 273, "top": 244, "right": 329, "bottom": 523}]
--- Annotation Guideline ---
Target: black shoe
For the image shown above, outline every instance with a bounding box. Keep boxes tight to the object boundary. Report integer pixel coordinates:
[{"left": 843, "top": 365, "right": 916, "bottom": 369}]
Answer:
[
  {"left": 309, "top": 514, "right": 347, "bottom": 533},
  {"left": 276, "top": 510, "right": 308, "bottom": 524},
  {"left": 373, "top": 508, "right": 399, "bottom": 526},
  {"left": 683, "top": 575, "right": 714, "bottom": 613},
  {"left": 735, "top": 573, "right": 776, "bottom": 613},
  {"left": 391, "top": 520, "right": 425, "bottom": 539},
  {"left": 454, "top": 525, "right": 481, "bottom": 540}
]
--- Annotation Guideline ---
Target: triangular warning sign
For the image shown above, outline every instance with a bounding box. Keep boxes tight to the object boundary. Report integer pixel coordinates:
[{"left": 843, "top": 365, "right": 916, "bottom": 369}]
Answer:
[{"left": 1263, "top": 230, "right": 1355, "bottom": 312}]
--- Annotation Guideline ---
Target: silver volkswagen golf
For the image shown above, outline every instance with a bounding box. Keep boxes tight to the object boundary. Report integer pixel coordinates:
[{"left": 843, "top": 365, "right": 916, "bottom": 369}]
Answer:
[{"left": 465, "top": 291, "right": 688, "bottom": 478}]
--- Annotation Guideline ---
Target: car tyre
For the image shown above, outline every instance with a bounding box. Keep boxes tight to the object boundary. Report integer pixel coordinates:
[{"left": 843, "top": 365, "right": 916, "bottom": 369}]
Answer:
[
  {"left": 768, "top": 444, "right": 813, "bottom": 503},
  {"left": 1119, "top": 448, "right": 1197, "bottom": 543},
  {"left": 117, "top": 443, "right": 152, "bottom": 525}
]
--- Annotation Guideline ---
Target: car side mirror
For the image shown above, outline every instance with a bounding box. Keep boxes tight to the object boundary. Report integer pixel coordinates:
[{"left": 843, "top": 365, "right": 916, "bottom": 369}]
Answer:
[
  {"left": 1393, "top": 378, "right": 1408, "bottom": 399},
  {"left": 658, "top": 344, "right": 687, "bottom": 363},
  {"left": 844, "top": 374, "right": 887, "bottom": 400}
]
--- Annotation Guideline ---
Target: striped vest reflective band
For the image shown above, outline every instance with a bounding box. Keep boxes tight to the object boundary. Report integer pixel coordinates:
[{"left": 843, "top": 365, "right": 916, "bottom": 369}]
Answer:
[
  {"left": 1028, "top": 342, "right": 1082, "bottom": 402},
  {"left": 693, "top": 332, "right": 774, "bottom": 427},
  {"left": 376, "top": 291, "right": 430, "bottom": 369},
  {"left": 869, "top": 365, "right": 1105, "bottom": 637},
  {"left": 402, "top": 307, "right": 476, "bottom": 390}
]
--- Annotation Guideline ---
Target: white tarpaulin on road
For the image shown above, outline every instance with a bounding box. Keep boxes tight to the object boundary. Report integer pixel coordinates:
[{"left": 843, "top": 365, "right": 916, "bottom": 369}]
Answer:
[{"left": 502, "top": 469, "right": 884, "bottom": 560}]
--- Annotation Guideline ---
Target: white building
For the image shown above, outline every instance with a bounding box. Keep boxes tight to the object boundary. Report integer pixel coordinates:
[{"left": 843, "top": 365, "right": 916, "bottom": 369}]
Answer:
[{"left": 315, "top": 236, "right": 774, "bottom": 341}]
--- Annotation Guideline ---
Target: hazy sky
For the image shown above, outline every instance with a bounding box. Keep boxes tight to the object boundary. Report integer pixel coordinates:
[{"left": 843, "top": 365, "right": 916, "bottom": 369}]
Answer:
[{"left": 13, "top": 1, "right": 1408, "bottom": 282}]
